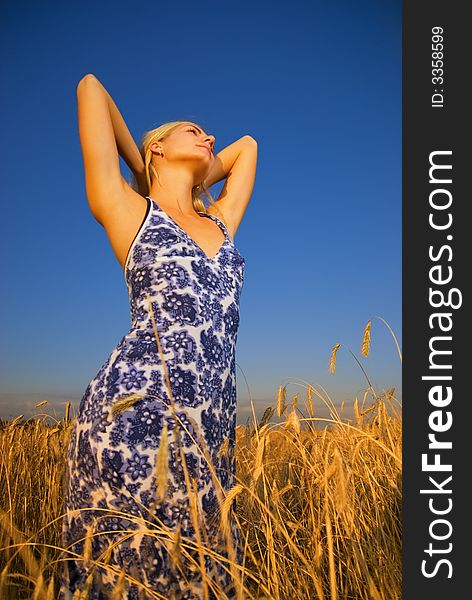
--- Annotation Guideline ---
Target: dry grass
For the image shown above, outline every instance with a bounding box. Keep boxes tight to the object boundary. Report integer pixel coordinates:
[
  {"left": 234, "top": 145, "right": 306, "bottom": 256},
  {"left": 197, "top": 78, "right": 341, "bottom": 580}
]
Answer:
[{"left": 0, "top": 318, "right": 402, "bottom": 599}]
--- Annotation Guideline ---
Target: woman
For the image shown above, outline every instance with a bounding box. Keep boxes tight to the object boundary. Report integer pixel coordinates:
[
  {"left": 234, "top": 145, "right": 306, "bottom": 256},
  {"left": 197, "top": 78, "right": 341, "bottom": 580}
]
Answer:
[{"left": 59, "top": 73, "right": 257, "bottom": 599}]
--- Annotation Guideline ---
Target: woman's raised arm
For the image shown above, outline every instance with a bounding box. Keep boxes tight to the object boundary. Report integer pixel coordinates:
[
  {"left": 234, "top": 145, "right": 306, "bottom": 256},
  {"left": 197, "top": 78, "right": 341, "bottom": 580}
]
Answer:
[
  {"left": 204, "top": 135, "right": 258, "bottom": 238},
  {"left": 76, "top": 74, "right": 146, "bottom": 225}
]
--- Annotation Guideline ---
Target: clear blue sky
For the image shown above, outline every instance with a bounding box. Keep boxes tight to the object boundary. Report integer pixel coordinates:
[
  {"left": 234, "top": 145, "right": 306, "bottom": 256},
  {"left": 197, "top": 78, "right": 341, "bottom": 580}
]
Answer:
[{"left": 0, "top": 0, "right": 401, "bottom": 424}]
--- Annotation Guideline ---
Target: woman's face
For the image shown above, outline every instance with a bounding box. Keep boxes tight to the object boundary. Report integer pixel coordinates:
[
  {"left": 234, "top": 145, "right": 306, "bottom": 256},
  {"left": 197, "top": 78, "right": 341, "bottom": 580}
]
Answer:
[{"left": 162, "top": 122, "right": 215, "bottom": 166}]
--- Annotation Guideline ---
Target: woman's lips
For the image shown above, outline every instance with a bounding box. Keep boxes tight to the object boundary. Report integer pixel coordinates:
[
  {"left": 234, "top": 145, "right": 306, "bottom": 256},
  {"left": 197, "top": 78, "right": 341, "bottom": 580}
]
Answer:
[{"left": 196, "top": 144, "right": 212, "bottom": 155}]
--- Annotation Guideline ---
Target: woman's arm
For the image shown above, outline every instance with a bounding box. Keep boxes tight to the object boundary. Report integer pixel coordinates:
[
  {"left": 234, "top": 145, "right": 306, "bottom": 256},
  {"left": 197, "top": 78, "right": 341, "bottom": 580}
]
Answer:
[
  {"left": 204, "top": 135, "right": 258, "bottom": 237},
  {"left": 203, "top": 135, "right": 257, "bottom": 188},
  {"left": 77, "top": 73, "right": 146, "bottom": 214},
  {"left": 88, "top": 75, "right": 147, "bottom": 195}
]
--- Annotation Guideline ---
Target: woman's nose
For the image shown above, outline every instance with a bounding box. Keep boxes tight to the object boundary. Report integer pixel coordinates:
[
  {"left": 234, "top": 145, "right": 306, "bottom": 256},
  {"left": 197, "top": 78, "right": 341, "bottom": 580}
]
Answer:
[{"left": 204, "top": 134, "right": 215, "bottom": 149}]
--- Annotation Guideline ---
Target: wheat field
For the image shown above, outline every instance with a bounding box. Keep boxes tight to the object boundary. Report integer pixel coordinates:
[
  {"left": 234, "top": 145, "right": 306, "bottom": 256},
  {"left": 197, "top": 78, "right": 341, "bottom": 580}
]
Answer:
[{"left": 0, "top": 319, "right": 402, "bottom": 599}]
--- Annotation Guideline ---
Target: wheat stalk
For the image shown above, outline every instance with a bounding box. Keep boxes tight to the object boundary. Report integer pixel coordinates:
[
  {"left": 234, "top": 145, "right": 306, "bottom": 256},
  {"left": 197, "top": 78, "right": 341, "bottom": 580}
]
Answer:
[
  {"left": 276, "top": 384, "right": 287, "bottom": 417},
  {"left": 155, "top": 420, "right": 169, "bottom": 502},
  {"left": 111, "top": 393, "right": 144, "bottom": 418},
  {"left": 329, "top": 344, "right": 341, "bottom": 374},
  {"left": 220, "top": 483, "right": 244, "bottom": 536},
  {"left": 168, "top": 521, "right": 182, "bottom": 569},
  {"left": 307, "top": 385, "right": 314, "bottom": 416},
  {"left": 34, "top": 400, "right": 49, "bottom": 408},
  {"left": 0, "top": 510, "right": 47, "bottom": 600},
  {"left": 361, "top": 320, "right": 372, "bottom": 357},
  {"left": 111, "top": 569, "right": 126, "bottom": 599},
  {"left": 251, "top": 430, "right": 268, "bottom": 487},
  {"left": 217, "top": 436, "right": 230, "bottom": 458},
  {"left": 375, "top": 315, "right": 402, "bottom": 363},
  {"left": 284, "top": 409, "right": 301, "bottom": 434}
]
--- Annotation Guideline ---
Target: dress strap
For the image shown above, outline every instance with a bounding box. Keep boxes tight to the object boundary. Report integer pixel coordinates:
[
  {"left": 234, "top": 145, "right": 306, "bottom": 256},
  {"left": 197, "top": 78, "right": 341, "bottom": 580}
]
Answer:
[{"left": 199, "top": 211, "right": 231, "bottom": 239}]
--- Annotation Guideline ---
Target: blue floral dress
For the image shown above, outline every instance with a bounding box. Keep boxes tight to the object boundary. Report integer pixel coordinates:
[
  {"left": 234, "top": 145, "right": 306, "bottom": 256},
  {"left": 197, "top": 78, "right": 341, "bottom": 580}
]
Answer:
[{"left": 59, "top": 195, "right": 245, "bottom": 600}]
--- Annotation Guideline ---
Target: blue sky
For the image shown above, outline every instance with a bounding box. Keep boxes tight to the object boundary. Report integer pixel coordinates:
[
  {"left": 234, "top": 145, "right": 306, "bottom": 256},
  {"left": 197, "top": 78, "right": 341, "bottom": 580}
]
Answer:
[{"left": 0, "top": 0, "right": 401, "bottom": 424}]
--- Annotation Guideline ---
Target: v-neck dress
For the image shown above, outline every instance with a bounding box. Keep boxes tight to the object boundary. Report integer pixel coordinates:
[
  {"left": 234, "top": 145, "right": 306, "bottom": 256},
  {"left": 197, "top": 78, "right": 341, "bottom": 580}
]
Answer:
[{"left": 59, "top": 195, "right": 245, "bottom": 600}]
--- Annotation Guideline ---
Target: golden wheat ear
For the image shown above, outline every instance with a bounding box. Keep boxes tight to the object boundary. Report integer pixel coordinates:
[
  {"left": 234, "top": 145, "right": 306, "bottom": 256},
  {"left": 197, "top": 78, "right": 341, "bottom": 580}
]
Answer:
[
  {"left": 276, "top": 384, "right": 287, "bottom": 417},
  {"left": 361, "top": 320, "right": 372, "bottom": 357},
  {"left": 155, "top": 420, "right": 169, "bottom": 501},
  {"left": 110, "top": 393, "right": 143, "bottom": 418},
  {"left": 329, "top": 343, "right": 341, "bottom": 374}
]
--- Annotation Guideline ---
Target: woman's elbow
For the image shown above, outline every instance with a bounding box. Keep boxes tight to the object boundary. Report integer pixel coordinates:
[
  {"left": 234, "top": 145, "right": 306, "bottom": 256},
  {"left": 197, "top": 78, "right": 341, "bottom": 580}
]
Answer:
[
  {"left": 77, "top": 73, "right": 97, "bottom": 88},
  {"left": 242, "top": 135, "right": 258, "bottom": 147}
]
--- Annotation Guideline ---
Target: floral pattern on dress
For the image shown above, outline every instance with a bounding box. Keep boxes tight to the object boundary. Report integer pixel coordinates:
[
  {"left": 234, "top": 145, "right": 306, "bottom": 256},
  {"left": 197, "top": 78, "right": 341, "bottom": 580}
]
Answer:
[{"left": 59, "top": 196, "right": 245, "bottom": 599}]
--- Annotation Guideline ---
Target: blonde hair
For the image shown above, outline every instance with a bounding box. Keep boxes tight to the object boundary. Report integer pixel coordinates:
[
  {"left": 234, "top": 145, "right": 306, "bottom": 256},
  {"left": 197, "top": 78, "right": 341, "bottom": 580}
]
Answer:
[{"left": 128, "top": 120, "right": 218, "bottom": 216}]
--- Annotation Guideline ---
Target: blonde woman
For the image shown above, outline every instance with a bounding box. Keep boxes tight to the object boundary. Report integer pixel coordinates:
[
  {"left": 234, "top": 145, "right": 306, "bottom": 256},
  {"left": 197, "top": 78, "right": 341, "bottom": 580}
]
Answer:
[{"left": 59, "top": 73, "right": 257, "bottom": 599}]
